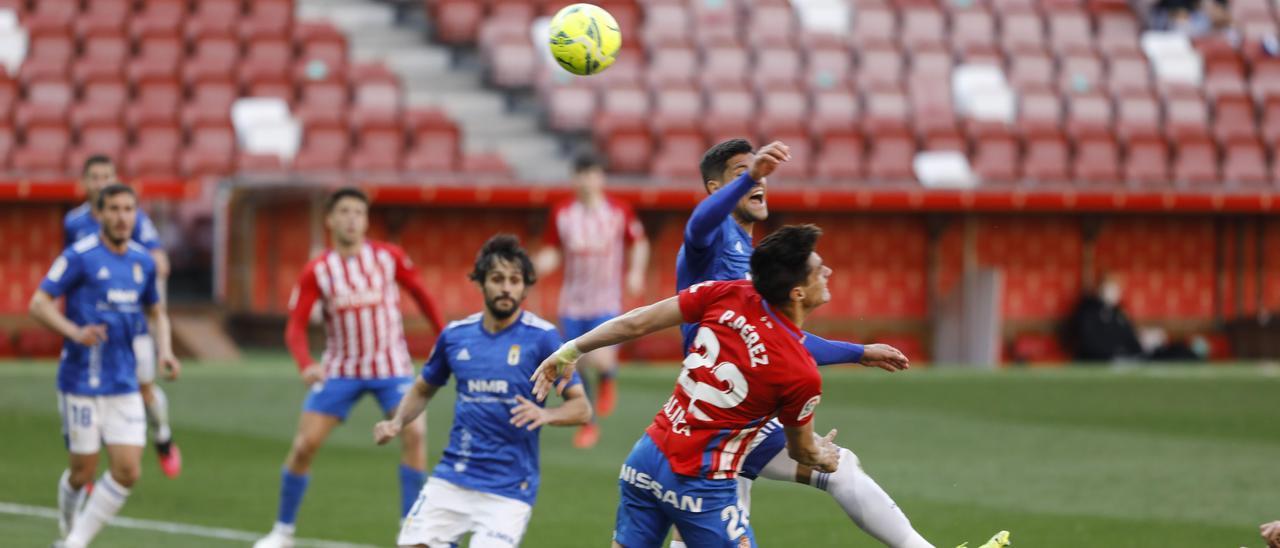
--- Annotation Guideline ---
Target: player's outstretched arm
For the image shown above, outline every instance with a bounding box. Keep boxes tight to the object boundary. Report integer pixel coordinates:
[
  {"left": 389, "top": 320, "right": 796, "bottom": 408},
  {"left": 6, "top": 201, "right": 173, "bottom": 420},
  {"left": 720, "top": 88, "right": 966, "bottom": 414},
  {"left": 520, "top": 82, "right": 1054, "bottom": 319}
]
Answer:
[
  {"left": 685, "top": 171, "right": 758, "bottom": 249},
  {"left": 804, "top": 334, "right": 910, "bottom": 372},
  {"left": 391, "top": 248, "right": 446, "bottom": 333},
  {"left": 510, "top": 384, "right": 592, "bottom": 430},
  {"left": 146, "top": 302, "right": 182, "bottom": 380},
  {"left": 784, "top": 424, "right": 841, "bottom": 473},
  {"left": 375, "top": 377, "right": 440, "bottom": 445},
  {"left": 531, "top": 295, "right": 684, "bottom": 400},
  {"left": 29, "top": 290, "right": 105, "bottom": 347}
]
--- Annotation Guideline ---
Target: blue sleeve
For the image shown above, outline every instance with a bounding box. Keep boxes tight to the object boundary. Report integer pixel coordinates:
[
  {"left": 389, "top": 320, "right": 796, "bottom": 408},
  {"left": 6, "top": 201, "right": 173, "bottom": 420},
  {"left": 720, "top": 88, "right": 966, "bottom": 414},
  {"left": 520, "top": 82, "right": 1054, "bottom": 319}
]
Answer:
[
  {"left": 133, "top": 210, "right": 162, "bottom": 251},
  {"left": 421, "top": 331, "right": 452, "bottom": 386},
  {"left": 803, "top": 332, "right": 865, "bottom": 366},
  {"left": 140, "top": 261, "right": 160, "bottom": 306},
  {"left": 38, "top": 251, "right": 83, "bottom": 298},
  {"left": 684, "top": 171, "right": 758, "bottom": 251}
]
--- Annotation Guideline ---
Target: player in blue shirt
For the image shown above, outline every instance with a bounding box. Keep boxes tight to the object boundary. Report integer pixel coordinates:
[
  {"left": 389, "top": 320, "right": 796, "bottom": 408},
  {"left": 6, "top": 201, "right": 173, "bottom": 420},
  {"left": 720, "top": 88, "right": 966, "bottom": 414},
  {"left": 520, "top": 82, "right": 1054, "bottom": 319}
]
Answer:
[
  {"left": 672, "top": 140, "right": 939, "bottom": 548},
  {"left": 374, "top": 234, "right": 591, "bottom": 547},
  {"left": 31, "top": 184, "right": 182, "bottom": 548},
  {"left": 63, "top": 155, "right": 182, "bottom": 479}
]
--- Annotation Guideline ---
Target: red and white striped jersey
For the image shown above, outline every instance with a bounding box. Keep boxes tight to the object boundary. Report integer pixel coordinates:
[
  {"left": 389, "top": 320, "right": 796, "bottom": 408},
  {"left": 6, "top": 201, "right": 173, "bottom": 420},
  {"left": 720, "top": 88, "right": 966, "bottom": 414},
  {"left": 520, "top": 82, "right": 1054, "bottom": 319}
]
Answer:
[
  {"left": 285, "top": 240, "right": 443, "bottom": 379},
  {"left": 646, "top": 280, "right": 823, "bottom": 480},
  {"left": 545, "top": 197, "right": 646, "bottom": 318}
]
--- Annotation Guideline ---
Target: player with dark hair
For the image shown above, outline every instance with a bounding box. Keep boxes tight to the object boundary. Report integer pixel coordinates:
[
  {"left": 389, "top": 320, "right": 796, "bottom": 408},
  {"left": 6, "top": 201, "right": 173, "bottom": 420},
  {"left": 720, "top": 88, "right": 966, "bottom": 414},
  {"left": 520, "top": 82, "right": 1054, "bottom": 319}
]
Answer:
[
  {"left": 254, "top": 187, "right": 446, "bottom": 548},
  {"left": 34, "top": 184, "right": 181, "bottom": 547},
  {"left": 63, "top": 155, "right": 182, "bottom": 478},
  {"left": 669, "top": 140, "right": 1008, "bottom": 548},
  {"left": 535, "top": 149, "right": 649, "bottom": 448},
  {"left": 531, "top": 224, "right": 842, "bottom": 547},
  {"left": 375, "top": 234, "right": 591, "bottom": 547}
]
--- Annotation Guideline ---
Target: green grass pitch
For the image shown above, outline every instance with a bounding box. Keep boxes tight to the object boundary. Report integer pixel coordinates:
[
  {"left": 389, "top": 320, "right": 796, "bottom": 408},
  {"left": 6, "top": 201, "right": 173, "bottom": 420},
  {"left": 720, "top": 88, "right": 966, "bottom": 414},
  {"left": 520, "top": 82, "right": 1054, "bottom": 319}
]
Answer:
[{"left": 1, "top": 354, "right": 1277, "bottom": 547}]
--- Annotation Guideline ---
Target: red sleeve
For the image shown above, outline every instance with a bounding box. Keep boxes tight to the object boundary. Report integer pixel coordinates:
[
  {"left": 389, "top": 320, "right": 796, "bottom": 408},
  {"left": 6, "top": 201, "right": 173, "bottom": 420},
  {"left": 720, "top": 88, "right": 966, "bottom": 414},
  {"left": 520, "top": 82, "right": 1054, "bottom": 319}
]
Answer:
[
  {"left": 677, "top": 280, "right": 726, "bottom": 324},
  {"left": 285, "top": 263, "right": 321, "bottom": 371},
  {"left": 543, "top": 204, "right": 564, "bottom": 248},
  {"left": 618, "top": 200, "right": 646, "bottom": 246},
  {"left": 777, "top": 367, "right": 823, "bottom": 427},
  {"left": 390, "top": 245, "right": 445, "bottom": 333}
]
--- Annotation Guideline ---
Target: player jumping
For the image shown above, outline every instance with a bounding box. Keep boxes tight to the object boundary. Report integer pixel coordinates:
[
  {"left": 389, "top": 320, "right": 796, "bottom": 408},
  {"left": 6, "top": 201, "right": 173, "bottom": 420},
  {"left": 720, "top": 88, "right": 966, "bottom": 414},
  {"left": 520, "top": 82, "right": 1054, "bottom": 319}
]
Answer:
[
  {"left": 534, "top": 150, "right": 650, "bottom": 448},
  {"left": 534, "top": 224, "right": 842, "bottom": 547},
  {"left": 63, "top": 155, "right": 181, "bottom": 478},
  {"left": 32, "top": 184, "right": 181, "bottom": 548},
  {"left": 374, "top": 234, "right": 592, "bottom": 547},
  {"left": 254, "top": 188, "right": 445, "bottom": 548},
  {"left": 671, "top": 139, "right": 1009, "bottom": 548}
]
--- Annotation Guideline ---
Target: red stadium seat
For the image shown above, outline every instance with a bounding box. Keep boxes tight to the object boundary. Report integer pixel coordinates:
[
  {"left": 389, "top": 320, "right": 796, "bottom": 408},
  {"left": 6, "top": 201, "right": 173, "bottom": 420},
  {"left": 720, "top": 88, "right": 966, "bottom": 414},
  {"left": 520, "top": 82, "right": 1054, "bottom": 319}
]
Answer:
[
  {"left": 185, "top": 33, "right": 240, "bottom": 86},
  {"left": 602, "top": 119, "right": 653, "bottom": 174},
  {"left": 294, "top": 21, "right": 348, "bottom": 73},
  {"left": 593, "top": 84, "right": 650, "bottom": 134},
  {"left": 24, "top": 78, "right": 74, "bottom": 109},
  {"left": 1047, "top": 10, "right": 1095, "bottom": 56},
  {"left": 746, "top": 5, "right": 795, "bottom": 49},
  {"left": 545, "top": 82, "right": 596, "bottom": 132},
  {"left": 294, "top": 123, "right": 351, "bottom": 172},
  {"left": 1022, "top": 131, "right": 1070, "bottom": 183},
  {"left": 487, "top": 35, "right": 538, "bottom": 89},
  {"left": 350, "top": 123, "right": 405, "bottom": 173},
  {"left": 1107, "top": 56, "right": 1153, "bottom": 98},
  {"left": 757, "top": 87, "right": 807, "bottom": 138},
  {"left": 184, "top": 80, "right": 239, "bottom": 128},
  {"left": 189, "top": 0, "right": 242, "bottom": 36},
  {"left": 702, "top": 86, "right": 754, "bottom": 144},
  {"left": 809, "top": 87, "right": 860, "bottom": 139},
  {"left": 1124, "top": 137, "right": 1170, "bottom": 187},
  {"left": 1073, "top": 135, "right": 1121, "bottom": 185},
  {"left": 1065, "top": 93, "right": 1112, "bottom": 141},
  {"left": 867, "top": 131, "right": 916, "bottom": 182},
  {"left": 646, "top": 46, "right": 697, "bottom": 88},
  {"left": 1095, "top": 12, "right": 1141, "bottom": 58},
  {"left": 1250, "top": 58, "right": 1280, "bottom": 104},
  {"left": 1204, "top": 58, "right": 1248, "bottom": 100},
  {"left": 0, "top": 126, "right": 13, "bottom": 168},
  {"left": 641, "top": 4, "right": 691, "bottom": 47},
  {"left": 1212, "top": 96, "right": 1258, "bottom": 144},
  {"left": 0, "top": 78, "right": 17, "bottom": 120},
  {"left": 805, "top": 47, "right": 852, "bottom": 90},
  {"left": 1001, "top": 12, "right": 1046, "bottom": 55},
  {"left": 951, "top": 10, "right": 997, "bottom": 57},
  {"left": 182, "top": 123, "right": 236, "bottom": 177},
  {"left": 1222, "top": 139, "right": 1269, "bottom": 187},
  {"left": 972, "top": 128, "right": 1021, "bottom": 184},
  {"left": 1008, "top": 53, "right": 1055, "bottom": 91},
  {"left": 863, "top": 89, "right": 910, "bottom": 134},
  {"left": 1164, "top": 94, "right": 1210, "bottom": 141},
  {"left": 652, "top": 129, "right": 707, "bottom": 181},
  {"left": 79, "top": 29, "right": 130, "bottom": 65},
  {"left": 13, "top": 123, "right": 70, "bottom": 175},
  {"left": 699, "top": 45, "right": 749, "bottom": 90},
  {"left": 74, "top": 122, "right": 127, "bottom": 161},
  {"left": 1115, "top": 94, "right": 1161, "bottom": 143},
  {"left": 857, "top": 46, "right": 904, "bottom": 92},
  {"left": 753, "top": 48, "right": 801, "bottom": 90},
  {"left": 900, "top": 7, "right": 947, "bottom": 52},
  {"left": 1262, "top": 99, "right": 1280, "bottom": 146},
  {"left": 1059, "top": 54, "right": 1106, "bottom": 95},
  {"left": 244, "top": 37, "right": 294, "bottom": 75},
  {"left": 241, "top": 0, "right": 293, "bottom": 39},
  {"left": 1019, "top": 91, "right": 1063, "bottom": 136},
  {"left": 433, "top": 0, "right": 485, "bottom": 45},
  {"left": 852, "top": 8, "right": 896, "bottom": 49},
  {"left": 1172, "top": 138, "right": 1219, "bottom": 186},
  {"left": 814, "top": 133, "right": 865, "bottom": 180},
  {"left": 404, "top": 108, "right": 459, "bottom": 161},
  {"left": 650, "top": 86, "right": 702, "bottom": 136}
]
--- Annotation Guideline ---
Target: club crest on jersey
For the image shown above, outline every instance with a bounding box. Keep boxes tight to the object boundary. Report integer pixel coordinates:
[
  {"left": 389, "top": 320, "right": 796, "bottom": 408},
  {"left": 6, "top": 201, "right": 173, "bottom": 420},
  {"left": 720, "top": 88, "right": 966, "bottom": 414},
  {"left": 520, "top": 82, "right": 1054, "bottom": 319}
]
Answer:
[
  {"left": 97, "top": 266, "right": 111, "bottom": 280},
  {"left": 456, "top": 348, "right": 471, "bottom": 361},
  {"left": 133, "top": 263, "right": 144, "bottom": 284},
  {"left": 507, "top": 345, "right": 521, "bottom": 366},
  {"left": 798, "top": 395, "right": 821, "bottom": 421}
]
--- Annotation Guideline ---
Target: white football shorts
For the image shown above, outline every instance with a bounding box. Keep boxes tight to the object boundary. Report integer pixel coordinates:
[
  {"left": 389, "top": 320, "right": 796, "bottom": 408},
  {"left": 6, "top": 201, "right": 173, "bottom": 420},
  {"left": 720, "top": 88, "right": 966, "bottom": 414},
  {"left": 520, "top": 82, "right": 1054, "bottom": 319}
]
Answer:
[
  {"left": 58, "top": 392, "right": 146, "bottom": 454},
  {"left": 397, "top": 477, "right": 533, "bottom": 548},
  {"left": 132, "top": 334, "right": 156, "bottom": 384}
]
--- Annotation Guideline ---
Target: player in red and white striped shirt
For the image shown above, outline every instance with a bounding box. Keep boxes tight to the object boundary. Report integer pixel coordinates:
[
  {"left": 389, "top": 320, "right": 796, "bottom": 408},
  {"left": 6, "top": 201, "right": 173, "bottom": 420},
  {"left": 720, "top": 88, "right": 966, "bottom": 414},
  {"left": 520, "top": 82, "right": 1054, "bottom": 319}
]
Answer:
[
  {"left": 255, "top": 188, "right": 444, "bottom": 548},
  {"left": 535, "top": 151, "right": 649, "bottom": 448}
]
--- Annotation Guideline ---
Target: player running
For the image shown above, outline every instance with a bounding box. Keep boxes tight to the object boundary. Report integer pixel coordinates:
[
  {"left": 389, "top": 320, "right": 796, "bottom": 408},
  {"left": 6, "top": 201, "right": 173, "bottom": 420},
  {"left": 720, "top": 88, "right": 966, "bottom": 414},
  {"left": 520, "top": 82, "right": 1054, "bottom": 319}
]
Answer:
[
  {"left": 672, "top": 139, "right": 1008, "bottom": 548},
  {"left": 63, "top": 155, "right": 182, "bottom": 478},
  {"left": 254, "top": 188, "right": 445, "bottom": 548},
  {"left": 534, "top": 150, "right": 649, "bottom": 448},
  {"left": 533, "top": 224, "right": 842, "bottom": 547},
  {"left": 374, "top": 234, "right": 592, "bottom": 548},
  {"left": 32, "top": 184, "right": 181, "bottom": 548}
]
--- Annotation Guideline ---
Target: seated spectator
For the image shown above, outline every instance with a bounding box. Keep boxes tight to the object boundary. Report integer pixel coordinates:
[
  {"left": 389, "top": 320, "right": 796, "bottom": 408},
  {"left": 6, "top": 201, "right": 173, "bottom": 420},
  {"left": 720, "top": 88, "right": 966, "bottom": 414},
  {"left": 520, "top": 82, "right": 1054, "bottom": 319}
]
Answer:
[
  {"left": 1147, "top": 0, "right": 1230, "bottom": 37},
  {"left": 1062, "top": 274, "right": 1207, "bottom": 363}
]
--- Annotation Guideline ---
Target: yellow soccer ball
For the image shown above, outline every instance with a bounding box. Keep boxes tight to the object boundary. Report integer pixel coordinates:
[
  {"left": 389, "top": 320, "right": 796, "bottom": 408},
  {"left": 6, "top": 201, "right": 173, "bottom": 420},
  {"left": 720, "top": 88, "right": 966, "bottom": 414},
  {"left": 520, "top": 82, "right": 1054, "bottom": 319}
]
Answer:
[{"left": 548, "top": 3, "right": 621, "bottom": 76}]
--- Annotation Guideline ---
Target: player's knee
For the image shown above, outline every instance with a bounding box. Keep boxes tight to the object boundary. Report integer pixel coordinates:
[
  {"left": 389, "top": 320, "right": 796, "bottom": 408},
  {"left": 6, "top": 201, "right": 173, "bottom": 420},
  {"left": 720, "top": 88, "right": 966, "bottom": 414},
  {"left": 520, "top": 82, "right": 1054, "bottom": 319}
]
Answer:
[
  {"left": 830, "top": 448, "right": 860, "bottom": 483},
  {"left": 112, "top": 463, "right": 142, "bottom": 487},
  {"left": 69, "top": 466, "right": 96, "bottom": 487},
  {"left": 288, "top": 433, "right": 322, "bottom": 466}
]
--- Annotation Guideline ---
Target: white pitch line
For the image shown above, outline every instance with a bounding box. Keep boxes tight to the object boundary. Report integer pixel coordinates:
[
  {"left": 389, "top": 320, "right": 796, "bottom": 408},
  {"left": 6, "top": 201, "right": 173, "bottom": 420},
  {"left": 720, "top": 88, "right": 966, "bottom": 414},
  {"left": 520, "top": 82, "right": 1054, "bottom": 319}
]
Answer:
[{"left": 0, "top": 502, "right": 379, "bottom": 548}]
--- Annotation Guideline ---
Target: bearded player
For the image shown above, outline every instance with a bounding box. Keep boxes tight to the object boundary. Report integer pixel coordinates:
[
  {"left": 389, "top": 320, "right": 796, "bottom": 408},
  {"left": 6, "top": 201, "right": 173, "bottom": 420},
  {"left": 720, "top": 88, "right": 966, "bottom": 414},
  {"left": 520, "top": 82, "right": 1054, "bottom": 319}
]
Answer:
[{"left": 254, "top": 188, "right": 445, "bottom": 548}]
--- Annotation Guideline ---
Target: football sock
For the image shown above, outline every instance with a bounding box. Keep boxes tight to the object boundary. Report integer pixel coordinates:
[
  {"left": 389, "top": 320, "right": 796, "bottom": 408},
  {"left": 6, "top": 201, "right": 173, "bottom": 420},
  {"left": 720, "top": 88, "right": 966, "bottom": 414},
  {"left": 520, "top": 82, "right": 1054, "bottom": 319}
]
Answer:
[
  {"left": 65, "top": 473, "right": 130, "bottom": 547},
  {"left": 668, "top": 541, "right": 687, "bottom": 548},
  {"left": 398, "top": 463, "right": 426, "bottom": 518},
  {"left": 144, "top": 384, "right": 172, "bottom": 444},
  {"left": 276, "top": 469, "right": 310, "bottom": 526},
  {"left": 807, "top": 449, "right": 933, "bottom": 548},
  {"left": 57, "top": 470, "right": 85, "bottom": 537}
]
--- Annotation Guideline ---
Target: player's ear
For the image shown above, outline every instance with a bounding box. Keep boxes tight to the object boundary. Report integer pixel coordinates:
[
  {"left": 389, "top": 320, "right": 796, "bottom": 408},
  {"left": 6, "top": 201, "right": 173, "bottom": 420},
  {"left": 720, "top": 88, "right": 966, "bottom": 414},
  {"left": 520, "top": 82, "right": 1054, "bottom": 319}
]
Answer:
[
  {"left": 704, "top": 179, "right": 722, "bottom": 194},
  {"left": 789, "top": 286, "right": 805, "bottom": 304}
]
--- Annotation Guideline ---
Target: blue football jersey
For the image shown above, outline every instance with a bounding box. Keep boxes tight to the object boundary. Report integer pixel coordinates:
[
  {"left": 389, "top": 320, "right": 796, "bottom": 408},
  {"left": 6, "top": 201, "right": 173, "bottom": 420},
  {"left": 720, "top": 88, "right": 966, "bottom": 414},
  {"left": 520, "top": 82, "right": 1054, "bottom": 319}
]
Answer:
[
  {"left": 39, "top": 235, "right": 159, "bottom": 396},
  {"left": 64, "top": 202, "right": 162, "bottom": 250},
  {"left": 421, "top": 310, "right": 583, "bottom": 505},
  {"left": 675, "top": 215, "right": 753, "bottom": 349}
]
